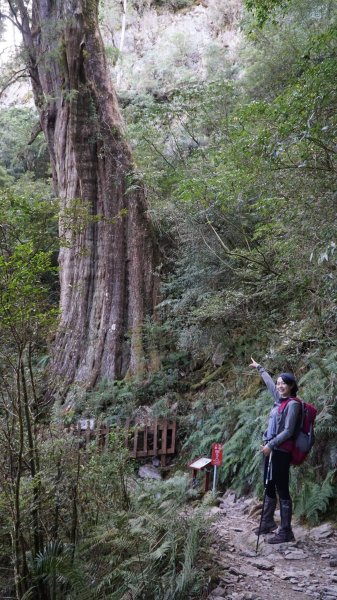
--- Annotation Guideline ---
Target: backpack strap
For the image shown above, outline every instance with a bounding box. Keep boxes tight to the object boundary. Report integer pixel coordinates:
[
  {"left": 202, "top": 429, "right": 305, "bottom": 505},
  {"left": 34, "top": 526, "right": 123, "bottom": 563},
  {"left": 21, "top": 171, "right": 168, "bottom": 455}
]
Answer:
[
  {"left": 278, "top": 396, "right": 301, "bottom": 413},
  {"left": 278, "top": 397, "right": 303, "bottom": 433},
  {"left": 277, "top": 397, "right": 303, "bottom": 451}
]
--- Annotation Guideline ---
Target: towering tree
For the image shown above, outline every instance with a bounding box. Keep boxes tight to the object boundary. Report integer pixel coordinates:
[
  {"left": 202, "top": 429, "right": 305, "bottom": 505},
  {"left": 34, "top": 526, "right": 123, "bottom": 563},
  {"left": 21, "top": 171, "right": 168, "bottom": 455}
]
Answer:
[{"left": 10, "top": 0, "right": 158, "bottom": 393}]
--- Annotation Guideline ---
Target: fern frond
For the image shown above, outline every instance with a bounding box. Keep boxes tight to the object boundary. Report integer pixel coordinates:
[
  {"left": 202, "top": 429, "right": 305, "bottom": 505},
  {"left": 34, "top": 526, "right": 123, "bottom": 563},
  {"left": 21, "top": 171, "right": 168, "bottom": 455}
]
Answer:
[{"left": 293, "top": 470, "right": 336, "bottom": 524}]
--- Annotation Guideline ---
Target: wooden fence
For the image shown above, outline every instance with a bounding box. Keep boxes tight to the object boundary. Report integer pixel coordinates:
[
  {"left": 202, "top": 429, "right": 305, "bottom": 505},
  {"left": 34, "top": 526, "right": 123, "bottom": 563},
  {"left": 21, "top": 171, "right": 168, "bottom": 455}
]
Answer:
[{"left": 73, "top": 418, "right": 177, "bottom": 466}]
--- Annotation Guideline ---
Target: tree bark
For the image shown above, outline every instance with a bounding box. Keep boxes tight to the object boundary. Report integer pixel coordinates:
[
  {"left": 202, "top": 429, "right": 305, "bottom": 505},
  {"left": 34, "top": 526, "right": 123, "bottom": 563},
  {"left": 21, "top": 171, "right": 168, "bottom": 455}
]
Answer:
[{"left": 16, "top": 0, "right": 158, "bottom": 392}]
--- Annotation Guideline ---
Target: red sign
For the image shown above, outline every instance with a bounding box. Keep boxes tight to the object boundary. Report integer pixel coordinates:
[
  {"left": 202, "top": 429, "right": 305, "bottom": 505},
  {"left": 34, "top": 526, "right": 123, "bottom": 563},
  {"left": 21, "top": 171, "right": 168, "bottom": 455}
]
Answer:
[{"left": 211, "top": 443, "right": 223, "bottom": 466}]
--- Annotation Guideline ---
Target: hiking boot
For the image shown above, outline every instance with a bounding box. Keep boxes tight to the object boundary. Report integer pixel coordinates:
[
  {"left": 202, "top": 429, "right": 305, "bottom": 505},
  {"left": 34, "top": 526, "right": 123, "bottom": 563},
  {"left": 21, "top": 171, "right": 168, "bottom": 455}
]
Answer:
[
  {"left": 267, "top": 498, "right": 295, "bottom": 544},
  {"left": 267, "top": 529, "right": 295, "bottom": 543},
  {"left": 253, "top": 495, "right": 277, "bottom": 535}
]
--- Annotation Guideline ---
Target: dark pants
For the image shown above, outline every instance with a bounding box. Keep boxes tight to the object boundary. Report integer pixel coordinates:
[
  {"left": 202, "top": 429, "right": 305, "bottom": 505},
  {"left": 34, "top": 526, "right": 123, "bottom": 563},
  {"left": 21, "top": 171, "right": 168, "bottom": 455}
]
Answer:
[{"left": 264, "top": 450, "right": 291, "bottom": 500}]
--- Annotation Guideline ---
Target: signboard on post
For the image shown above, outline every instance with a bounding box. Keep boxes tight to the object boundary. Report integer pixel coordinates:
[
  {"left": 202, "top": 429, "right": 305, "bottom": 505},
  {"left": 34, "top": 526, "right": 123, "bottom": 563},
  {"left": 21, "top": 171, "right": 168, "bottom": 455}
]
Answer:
[
  {"left": 211, "top": 443, "right": 223, "bottom": 495},
  {"left": 211, "top": 443, "right": 223, "bottom": 466}
]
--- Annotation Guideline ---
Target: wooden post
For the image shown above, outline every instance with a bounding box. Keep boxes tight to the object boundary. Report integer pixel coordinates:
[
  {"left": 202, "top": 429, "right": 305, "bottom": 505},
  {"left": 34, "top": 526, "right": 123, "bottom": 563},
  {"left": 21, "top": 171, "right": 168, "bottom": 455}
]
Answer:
[
  {"left": 161, "top": 420, "right": 167, "bottom": 466},
  {"left": 188, "top": 457, "right": 212, "bottom": 494},
  {"left": 204, "top": 469, "right": 211, "bottom": 493},
  {"left": 153, "top": 418, "right": 158, "bottom": 456},
  {"left": 169, "top": 421, "right": 176, "bottom": 453},
  {"left": 144, "top": 421, "right": 148, "bottom": 456}
]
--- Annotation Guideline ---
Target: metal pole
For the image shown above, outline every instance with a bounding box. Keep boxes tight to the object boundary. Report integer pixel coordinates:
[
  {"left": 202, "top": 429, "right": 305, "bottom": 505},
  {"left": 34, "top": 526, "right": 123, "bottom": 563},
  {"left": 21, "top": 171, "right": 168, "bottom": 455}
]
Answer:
[
  {"left": 212, "top": 465, "right": 218, "bottom": 494},
  {"left": 255, "top": 452, "right": 272, "bottom": 554}
]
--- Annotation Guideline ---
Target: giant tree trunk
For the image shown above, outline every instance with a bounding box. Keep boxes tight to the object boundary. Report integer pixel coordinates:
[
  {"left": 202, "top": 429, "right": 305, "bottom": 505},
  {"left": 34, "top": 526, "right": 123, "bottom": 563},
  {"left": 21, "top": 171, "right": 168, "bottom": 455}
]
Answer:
[{"left": 16, "top": 0, "right": 158, "bottom": 391}]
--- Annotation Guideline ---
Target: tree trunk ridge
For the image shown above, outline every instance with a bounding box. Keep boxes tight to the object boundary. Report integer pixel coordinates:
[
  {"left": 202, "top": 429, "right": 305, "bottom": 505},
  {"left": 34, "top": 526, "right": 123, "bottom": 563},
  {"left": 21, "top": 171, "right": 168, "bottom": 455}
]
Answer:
[{"left": 17, "top": 0, "right": 158, "bottom": 395}]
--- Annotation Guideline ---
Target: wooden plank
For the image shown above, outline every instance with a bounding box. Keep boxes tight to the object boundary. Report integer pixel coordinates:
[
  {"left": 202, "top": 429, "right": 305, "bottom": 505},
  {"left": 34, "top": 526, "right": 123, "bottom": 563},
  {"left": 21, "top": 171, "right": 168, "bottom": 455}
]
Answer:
[
  {"left": 189, "top": 457, "right": 212, "bottom": 470},
  {"left": 166, "top": 421, "right": 175, "bottom": 453},
  {"left": 157, "top": 422, "right": 163, "bottom": 454},
  {"left": 146, "top": 421, "right": 155, "bottom": 456},
  {"left": 137, "top": 430, "right": 145, "bottom": 453},
  {"left": 144, "top": 423, "right": 148, "bottom": 456},
  {"left": 153, "top": 418, "right": 158, "bottom": 455},
  {"left": 171, "top": 420, "right": 176, "bottom": 452},
  {"left": 135, "top": 450, "right": 148, "bottom": 457},
  {"left": 161, "top": 420, "right": 167, "bottom": 455}
]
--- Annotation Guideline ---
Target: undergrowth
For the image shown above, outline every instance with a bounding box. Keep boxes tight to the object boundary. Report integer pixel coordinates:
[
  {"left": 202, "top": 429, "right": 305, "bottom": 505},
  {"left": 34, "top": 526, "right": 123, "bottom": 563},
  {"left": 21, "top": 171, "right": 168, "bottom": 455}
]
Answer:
[{"left": 78, "top": 474, "right": 212, "bottom": 599}]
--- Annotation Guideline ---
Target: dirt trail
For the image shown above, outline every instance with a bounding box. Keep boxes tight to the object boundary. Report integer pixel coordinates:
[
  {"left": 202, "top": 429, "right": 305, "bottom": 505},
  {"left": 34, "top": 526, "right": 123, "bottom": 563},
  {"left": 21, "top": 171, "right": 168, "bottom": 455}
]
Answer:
[{"left": 207, "top": 491, "right": 337, "bottom": 600}]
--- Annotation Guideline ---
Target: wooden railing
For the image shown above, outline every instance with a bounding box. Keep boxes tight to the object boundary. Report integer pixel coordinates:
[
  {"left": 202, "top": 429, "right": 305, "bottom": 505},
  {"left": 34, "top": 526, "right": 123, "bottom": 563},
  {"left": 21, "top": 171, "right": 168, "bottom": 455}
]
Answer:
[
  {"left": 126, "top": 418, "right": 176, "bottom": 466},
  {"left": 72, "top": 418, "right": 177, "bottom": 465}
]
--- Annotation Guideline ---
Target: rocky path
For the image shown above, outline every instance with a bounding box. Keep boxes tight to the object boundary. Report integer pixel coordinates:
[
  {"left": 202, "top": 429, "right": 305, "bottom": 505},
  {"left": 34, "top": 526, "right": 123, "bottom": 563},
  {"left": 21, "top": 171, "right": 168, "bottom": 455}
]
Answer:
[{"left": 207, "top": 491, "right": 337, "bottom": 600}]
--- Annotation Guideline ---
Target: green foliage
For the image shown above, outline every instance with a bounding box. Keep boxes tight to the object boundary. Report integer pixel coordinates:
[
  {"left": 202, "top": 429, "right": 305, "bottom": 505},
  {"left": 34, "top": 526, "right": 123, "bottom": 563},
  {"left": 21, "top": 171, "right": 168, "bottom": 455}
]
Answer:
[
  {"left": 0, "top": 241, "right": 56, "bottom": 335},
  {"left": 0, "top": 178, "right": 57, "bottom": 255},
  {"left": 0, "top": 164, "right": 13, "bottom": 187},
  {"left": 244, "top": 0, "right": 291, "bottom": 25},
  {"left": 182, "top": 384, "right": 270, "bottom": 495},
  {"left": 26, "top": 541, "right": 85, "bottom": 599},
  {"left": 0, "top": 108, "right": 49, "bottom": 179},
  {"left": 80, "top": 474, "right": 210, "bottom": 599},
  {"left": 125, "top": 0, "right": 337, "bottom": 367},
  {"left": 0, "top": 181, "right": 59, "bottom": 596},
  {"left": 77, "top": 368, "right": 186, "bottom": 423},
  {"left": 181, "top": 388, "right": 232, "bottom": 454},
  {"left": 0, "top": 182, "right": 58, "bottom": 347},
  {"left": 292, "top": 470, "right": 336, "bottom": 524},
  {"left": 75, "top": 329, "right": 191, "bottom": 421},
  {"left": 152, "top": 0, "right": 195, "bottom": 9},
  {"left": 1, "top": 423, "right": 207, "bottom": 599}
]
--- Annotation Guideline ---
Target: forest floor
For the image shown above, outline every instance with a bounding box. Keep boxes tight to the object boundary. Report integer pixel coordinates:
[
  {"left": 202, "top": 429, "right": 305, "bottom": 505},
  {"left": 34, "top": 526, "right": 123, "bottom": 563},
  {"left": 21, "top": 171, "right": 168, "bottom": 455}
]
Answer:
[{"left": 206, "top": 491, "right": 337, "bottom": 600}]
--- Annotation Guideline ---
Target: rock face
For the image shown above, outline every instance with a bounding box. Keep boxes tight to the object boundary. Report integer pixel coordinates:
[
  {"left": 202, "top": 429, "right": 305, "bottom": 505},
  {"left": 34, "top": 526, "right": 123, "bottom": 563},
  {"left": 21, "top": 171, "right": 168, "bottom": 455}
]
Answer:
[
  {"left": 2, "top": 0, "right": 243, "bottom": 106},
  {"left": 206, "top": 490, "right": 337, "bottom": 600},
  {"left": 102, "top": 0, "right": 243, "bottom": 94}
]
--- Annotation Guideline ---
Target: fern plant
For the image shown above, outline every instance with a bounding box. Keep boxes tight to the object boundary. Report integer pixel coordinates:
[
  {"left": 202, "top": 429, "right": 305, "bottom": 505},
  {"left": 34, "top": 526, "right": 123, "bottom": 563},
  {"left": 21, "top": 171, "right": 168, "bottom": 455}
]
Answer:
[
  {"left": 182, "top": 385, "right": 271, "bottom": 496},
  {"left": 292, "top": 470, "right": 336, "bottom": 524},
  {"left": 22, "top": 541, "right": 87, "bottom": 600},
  {"left": 74, "top": 474, "right": 211, "bottom": 600}
]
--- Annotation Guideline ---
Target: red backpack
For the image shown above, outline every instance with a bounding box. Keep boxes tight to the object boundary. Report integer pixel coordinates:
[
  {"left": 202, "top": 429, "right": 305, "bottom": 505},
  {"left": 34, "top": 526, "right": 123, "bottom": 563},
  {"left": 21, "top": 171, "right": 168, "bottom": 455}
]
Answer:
[{"left": 278, "top": 397, "right": 317, "bottom": 466}]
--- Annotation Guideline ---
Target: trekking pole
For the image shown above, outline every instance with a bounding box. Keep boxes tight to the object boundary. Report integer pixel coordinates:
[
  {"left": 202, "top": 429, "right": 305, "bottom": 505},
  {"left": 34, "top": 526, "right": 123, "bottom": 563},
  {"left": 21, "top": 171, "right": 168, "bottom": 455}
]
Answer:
[{"left": 255, "top": 451, "right": 272, "bottom": 554}]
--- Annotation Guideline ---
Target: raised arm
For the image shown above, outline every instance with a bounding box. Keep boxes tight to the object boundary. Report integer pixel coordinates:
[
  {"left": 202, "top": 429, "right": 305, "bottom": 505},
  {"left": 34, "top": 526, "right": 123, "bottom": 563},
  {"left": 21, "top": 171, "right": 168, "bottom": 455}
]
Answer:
[{"left": 249, "top": 357, "right": 280, "bottom": 403}]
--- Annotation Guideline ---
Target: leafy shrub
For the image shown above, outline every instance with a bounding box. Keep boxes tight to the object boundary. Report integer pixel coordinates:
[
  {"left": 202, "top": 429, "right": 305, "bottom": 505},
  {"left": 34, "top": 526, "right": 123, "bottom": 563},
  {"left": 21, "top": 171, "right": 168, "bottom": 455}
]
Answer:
[{"left": 78, "top": 474, "right": 211, "bottom": 599}]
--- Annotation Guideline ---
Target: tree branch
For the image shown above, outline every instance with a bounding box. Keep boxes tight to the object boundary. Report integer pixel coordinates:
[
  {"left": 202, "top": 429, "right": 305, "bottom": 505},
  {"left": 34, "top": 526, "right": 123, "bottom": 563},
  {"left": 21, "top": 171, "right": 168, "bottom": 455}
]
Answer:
[
  {"left": 27, "top": 121, "right": 43, "bottom": 145},
  {"left": 207, "top": 220, "right": 279, "bottom": 275},
  {"left": 0, "top": 68, "right": 29, "bottom": 101},
  {"left": 0, "top": 9, "right": 22, "bottom": 32},
  {"left": 305, "top": 135, "right": 337, "bottom": 156},
  {"left": 141, "top": 135, "right": 175, "bottom": 169}
]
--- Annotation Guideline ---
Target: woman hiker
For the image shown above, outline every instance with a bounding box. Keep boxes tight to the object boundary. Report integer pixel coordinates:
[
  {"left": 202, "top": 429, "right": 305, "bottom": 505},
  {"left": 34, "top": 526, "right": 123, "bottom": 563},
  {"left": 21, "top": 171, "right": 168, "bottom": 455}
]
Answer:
[{"left": 249, "top": 357, "right": 301, "bottom": 543}]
